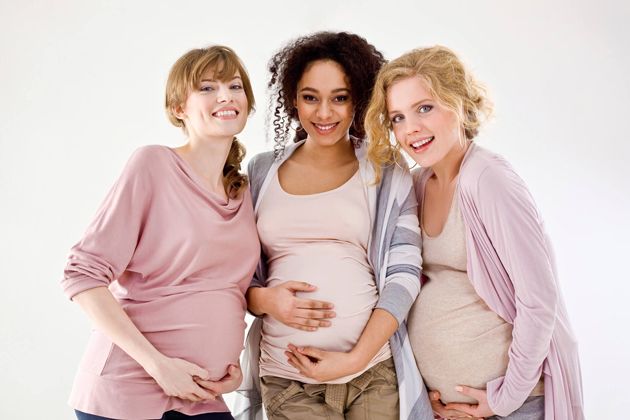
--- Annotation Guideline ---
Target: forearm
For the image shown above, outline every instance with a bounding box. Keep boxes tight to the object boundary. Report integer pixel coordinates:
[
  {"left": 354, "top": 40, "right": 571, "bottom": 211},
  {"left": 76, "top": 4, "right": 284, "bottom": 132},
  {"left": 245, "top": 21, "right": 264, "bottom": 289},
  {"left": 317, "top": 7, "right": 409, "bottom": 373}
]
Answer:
[
  {"left": 73, "top": 286, "right": 164, "bottom": 373},
  {"left": 349, "top": 308, "right": 398, "bottom": 371}
]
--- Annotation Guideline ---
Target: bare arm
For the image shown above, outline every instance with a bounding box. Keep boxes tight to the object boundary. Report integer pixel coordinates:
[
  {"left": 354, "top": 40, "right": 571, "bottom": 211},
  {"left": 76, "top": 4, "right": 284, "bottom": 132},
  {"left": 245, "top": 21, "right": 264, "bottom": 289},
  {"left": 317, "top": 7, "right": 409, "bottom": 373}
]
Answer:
[
  {"left": 246, "top": 281, "right": 336, "bottom": 331},
  {"left": 73, "top": 287, "right": 216, "bottom": 402}
]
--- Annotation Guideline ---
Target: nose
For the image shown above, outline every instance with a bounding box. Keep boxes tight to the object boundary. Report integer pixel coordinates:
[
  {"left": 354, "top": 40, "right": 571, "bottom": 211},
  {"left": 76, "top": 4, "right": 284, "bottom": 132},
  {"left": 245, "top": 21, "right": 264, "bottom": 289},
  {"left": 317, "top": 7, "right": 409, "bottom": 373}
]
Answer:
[
  {"left": 216, "top": 84, "right": 233, "bottom": 103},
  {"left": 316, "top": 101, "right": 333, "bottom": 120},
  {"left": 405, "top": 115, "right": 422, "bottom": 135}
]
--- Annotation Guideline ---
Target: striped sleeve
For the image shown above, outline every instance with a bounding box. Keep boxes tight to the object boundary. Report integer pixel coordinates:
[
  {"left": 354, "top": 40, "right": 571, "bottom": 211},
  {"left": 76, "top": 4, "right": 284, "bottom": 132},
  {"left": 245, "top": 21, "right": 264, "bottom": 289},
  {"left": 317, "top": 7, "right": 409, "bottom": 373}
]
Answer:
[{"left": 375, "top": 171, "right": 422, "bottom": 325}]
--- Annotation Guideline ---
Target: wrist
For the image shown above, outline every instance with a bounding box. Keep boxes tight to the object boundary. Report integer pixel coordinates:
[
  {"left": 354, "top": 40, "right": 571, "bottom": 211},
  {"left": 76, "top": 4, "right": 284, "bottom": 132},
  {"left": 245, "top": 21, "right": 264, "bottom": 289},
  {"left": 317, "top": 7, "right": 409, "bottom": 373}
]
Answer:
[
  {"left": 246, "top": 286, "right": 269, "bottom": 316},
  {"left": 347, "top": 348, "right": 369, "bottom": 373},
  {"left": 139, "top": 348, "right": 168, "bottom": 377}
]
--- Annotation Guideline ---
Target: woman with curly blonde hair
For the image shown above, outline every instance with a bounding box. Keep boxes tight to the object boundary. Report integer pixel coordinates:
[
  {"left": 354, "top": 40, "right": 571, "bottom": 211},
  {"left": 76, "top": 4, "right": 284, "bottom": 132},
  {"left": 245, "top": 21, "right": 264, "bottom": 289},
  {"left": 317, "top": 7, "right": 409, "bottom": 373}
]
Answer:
[{"left": 365, "top": 46, "right": 584, "bottom": 419}]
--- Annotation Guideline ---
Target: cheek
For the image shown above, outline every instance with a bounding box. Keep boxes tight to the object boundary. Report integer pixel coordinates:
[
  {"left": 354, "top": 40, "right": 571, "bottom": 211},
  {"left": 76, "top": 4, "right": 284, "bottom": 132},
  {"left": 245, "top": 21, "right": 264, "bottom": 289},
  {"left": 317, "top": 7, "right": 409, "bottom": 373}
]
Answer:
[{"left": 392, "top": 125, "right": 405, "bottom": 144}]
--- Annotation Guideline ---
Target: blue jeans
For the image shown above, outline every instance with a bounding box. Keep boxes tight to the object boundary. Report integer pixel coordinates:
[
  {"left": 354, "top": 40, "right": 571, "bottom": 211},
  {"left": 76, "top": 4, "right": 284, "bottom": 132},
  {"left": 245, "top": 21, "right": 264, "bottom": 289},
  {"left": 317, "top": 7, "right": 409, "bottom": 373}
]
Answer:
[{"left": 75, "top": 410, "right": 234, "bottom": 420}]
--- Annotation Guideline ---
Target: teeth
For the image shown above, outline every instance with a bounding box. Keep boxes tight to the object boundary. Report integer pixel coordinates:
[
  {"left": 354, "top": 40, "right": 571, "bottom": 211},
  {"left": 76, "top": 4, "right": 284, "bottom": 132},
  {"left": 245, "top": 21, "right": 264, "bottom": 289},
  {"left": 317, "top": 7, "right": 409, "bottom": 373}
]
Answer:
[
  {"left": 315, "top": 123, "right": 336, "bottom": 130},
  {"left": 214, "top": 110, "right": 237, "bottom": 117},
  {"left": 411, "top": 137, "right": 434, "bottom": 148}
]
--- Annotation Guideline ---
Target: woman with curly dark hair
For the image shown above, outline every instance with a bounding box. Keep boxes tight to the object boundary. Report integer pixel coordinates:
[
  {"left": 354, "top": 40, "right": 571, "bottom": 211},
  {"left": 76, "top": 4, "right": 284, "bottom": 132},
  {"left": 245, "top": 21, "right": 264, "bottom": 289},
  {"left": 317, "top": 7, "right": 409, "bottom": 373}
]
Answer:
[{"left": 234, "top": 32, "right": 433, "bottom": 420}]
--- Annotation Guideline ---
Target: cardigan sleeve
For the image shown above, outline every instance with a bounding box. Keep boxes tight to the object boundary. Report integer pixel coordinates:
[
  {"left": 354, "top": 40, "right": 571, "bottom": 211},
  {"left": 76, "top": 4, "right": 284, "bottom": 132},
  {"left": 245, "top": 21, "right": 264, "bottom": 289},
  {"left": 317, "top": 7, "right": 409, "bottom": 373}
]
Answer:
[
  {"left": 246, "top": 153, "right": 270, "bottom": 289},
  {"left": 61, "top": 148, "right": 153, "bottom": 299},
  {"left": 374, "top": 169, "right": 422, "bottom": 325},
  {"left": 476, "top": 163, "right": 558, "bottom": 417}
]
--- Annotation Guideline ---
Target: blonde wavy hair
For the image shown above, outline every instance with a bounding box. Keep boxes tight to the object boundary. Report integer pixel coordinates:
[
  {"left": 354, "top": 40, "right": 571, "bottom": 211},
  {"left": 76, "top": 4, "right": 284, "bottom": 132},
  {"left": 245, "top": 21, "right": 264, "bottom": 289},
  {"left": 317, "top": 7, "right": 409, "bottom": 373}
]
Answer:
[
  {"left": 165, "top": 45, "right": 255, "bottom": 198},
  {"left": 365, "top": 45, "right": 493, "bottom": 182}
]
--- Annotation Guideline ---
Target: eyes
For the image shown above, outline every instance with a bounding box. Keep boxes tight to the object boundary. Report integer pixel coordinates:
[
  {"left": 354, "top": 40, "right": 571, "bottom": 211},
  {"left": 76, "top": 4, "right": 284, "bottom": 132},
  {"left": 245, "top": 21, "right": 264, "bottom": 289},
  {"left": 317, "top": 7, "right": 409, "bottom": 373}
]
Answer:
[
  {"left": 199, "top": 83, "right": 243, "bottom": 92},
  {"left": 390, "top": 104, "right": 434, "bottom": 124},
  {"left": 300, "top": 94, "right": 350, "bottom": 103}
]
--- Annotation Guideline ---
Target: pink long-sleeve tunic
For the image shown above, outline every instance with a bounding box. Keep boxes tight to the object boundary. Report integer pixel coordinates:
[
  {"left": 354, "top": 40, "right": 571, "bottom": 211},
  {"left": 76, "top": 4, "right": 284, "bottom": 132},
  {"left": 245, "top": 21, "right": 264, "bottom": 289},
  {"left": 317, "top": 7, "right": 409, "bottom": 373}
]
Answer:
[
  {"left": 61, "top": 145, "right": 260, "bottom": 419},
  {"left": 413, "top": 143, "right": 584, "bottom": 419}
]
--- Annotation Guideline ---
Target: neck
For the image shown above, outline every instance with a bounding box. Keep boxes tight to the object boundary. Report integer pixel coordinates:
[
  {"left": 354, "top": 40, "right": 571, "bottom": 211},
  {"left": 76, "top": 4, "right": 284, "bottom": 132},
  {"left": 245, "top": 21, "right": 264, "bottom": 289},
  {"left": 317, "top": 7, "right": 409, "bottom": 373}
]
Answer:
[
  {"left": 177, "top": 134, "right": 233, "bottom": 193},
  {"left": 300, "top": 135, "right": 355, "bottom": 165},
  {"left": 430, "top": 140, "right": 470, "bottom": 187}
]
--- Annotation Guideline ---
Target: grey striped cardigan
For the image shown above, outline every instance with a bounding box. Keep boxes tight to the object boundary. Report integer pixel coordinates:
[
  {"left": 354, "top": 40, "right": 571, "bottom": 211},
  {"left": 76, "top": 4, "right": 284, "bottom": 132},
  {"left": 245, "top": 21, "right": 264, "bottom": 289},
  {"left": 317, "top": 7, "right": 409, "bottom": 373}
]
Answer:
[{"left": 233, "top": 140, "right": 433, "bottom": 420}]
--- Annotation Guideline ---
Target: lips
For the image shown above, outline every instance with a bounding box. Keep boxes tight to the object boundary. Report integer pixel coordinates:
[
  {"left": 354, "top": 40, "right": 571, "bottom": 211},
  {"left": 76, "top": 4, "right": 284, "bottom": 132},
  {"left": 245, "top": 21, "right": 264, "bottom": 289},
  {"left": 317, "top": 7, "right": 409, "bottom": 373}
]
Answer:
[
  {"left": 410, "top": 136, "right": 434, "bottom": 151},
  {"left": 212, "top": 108, "right": 239, "bottom": 119},
  {"left": 312, "top": 122, "right": 339, "bottom": 135}
]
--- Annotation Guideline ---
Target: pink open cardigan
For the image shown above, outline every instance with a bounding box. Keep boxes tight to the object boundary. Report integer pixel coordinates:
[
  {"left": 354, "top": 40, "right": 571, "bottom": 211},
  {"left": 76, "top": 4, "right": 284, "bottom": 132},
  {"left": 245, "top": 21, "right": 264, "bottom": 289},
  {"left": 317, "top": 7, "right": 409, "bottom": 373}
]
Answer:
[{"left": 413, "top": 143, "right": 584, "bottom": 419}]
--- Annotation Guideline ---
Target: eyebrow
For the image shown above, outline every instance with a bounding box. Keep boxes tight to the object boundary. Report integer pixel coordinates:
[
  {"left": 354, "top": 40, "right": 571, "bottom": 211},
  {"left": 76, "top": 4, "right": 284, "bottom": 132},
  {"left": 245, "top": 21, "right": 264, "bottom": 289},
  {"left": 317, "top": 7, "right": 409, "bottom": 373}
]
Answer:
[
  {"left": 299, "top": 87, "right": 350, "bottom": 94},
  {"left": 200, "top": 76, "right": 242, "bottom": 83},
  {"left": 388, "top": 98, "right": 432, "bottom": 115}
]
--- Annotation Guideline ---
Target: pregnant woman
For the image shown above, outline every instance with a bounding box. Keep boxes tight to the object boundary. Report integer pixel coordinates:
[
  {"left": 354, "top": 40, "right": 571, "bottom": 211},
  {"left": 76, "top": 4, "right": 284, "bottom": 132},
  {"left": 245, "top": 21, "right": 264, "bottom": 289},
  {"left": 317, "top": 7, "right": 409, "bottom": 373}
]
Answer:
[
  {"left": 236, "top": 32, "right": 433, "bottom": 420},
  {"left": 365, "top": 46, "right": 584, "bottom": 419},
  {"left": 61, "top": 45, "right": 260, "bottom": 420}
]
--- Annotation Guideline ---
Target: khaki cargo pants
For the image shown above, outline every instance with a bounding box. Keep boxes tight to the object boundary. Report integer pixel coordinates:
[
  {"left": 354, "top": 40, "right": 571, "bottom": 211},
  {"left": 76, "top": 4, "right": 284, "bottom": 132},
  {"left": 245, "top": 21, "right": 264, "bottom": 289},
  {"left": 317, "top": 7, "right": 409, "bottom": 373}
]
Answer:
[{"left": 260, "top": 358, "right": 399, "bottom": 420}]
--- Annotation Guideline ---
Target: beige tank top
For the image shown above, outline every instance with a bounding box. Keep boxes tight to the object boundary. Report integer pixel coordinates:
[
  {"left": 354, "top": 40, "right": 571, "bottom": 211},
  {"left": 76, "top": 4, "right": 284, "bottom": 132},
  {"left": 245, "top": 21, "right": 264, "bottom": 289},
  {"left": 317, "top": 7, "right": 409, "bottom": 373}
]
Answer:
[
  {"left": 407, "top": 195, "right": 543, "bottom": 403},
  {"left": 257, "top": 170, "right": 391, "bottom": 383}
]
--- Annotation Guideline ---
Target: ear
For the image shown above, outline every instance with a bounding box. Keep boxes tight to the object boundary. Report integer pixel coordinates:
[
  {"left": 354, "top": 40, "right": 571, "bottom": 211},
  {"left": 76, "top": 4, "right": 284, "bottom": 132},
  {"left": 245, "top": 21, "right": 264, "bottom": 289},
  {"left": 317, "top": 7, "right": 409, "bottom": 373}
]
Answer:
[{"left": 172, "top": 103, "right": 186, "bottom": 121}]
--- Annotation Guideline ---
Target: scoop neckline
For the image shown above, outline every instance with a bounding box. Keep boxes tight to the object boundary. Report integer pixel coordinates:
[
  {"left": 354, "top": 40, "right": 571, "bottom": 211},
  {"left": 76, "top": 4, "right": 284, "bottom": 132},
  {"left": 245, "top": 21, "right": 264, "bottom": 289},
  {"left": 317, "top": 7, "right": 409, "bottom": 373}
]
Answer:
[
  {"left": 275, "top": 168, "right": 360, "bottom": 198},
  {"left": 164, "top": 146, "right": 240, "bottom": 208}
]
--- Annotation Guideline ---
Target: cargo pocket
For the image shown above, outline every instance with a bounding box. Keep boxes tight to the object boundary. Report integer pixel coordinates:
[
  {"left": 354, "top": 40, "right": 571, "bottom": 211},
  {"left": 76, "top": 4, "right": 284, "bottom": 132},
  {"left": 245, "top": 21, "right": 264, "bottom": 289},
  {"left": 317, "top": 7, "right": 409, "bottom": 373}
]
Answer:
[{"left": 261, "top": 376, "right": 304, "bottom": 416}]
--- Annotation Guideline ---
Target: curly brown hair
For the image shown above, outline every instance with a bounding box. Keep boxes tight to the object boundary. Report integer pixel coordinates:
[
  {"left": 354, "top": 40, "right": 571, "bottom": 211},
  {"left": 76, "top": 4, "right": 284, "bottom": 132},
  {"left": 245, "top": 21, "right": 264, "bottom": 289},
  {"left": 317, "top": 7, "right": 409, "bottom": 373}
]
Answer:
[{"left": 267, "top": 31, "right": 385, "bottom": 157}]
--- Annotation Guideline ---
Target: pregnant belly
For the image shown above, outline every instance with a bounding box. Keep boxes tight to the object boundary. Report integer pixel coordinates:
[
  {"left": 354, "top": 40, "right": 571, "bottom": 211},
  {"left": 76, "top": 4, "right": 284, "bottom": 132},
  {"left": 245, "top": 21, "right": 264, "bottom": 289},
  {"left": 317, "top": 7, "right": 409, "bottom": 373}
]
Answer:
[
  {"left": 408, "top": 293, "right": 513, "bottom": 404},
  {"left": 100, "top": 290, "right": 246, "bottom": 382},
  {"left": 260, "top": 252, "right": 379, "bottom": 380}
]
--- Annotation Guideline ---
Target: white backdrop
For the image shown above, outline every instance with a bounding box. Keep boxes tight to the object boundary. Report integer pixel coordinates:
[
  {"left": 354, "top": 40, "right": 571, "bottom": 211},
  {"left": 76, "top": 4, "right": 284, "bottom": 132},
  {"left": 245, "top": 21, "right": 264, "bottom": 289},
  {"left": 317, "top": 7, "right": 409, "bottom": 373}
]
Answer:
[{"left": 1, "top": 0, "right": 628, "bottom": 418}]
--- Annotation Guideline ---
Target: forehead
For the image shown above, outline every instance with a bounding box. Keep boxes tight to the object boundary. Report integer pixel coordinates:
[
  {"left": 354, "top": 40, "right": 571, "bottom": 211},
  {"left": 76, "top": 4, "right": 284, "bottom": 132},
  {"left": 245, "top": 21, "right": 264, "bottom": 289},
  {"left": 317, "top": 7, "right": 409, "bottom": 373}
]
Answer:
[
  {"left": 386, "top": 76, "right": 432, "bottom": 108},
  {"left": 298, "top": 59, "right": 349, "bottom": 90},
  {"left": 199, "top": 65, "right": 241, "bottom": 82}
]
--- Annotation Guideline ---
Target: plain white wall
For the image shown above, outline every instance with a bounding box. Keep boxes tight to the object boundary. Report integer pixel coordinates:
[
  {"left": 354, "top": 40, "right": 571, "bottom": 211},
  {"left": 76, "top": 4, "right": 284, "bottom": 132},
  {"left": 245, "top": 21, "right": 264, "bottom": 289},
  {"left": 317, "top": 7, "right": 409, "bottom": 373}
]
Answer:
[{"left": 1, "top": 0, "right": 628, "bottom": 418}]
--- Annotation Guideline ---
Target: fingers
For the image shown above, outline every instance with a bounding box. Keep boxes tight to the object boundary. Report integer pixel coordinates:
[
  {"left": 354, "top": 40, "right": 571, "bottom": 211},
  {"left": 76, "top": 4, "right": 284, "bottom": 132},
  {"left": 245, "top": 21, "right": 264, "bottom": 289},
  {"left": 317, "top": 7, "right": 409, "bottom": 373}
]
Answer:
[
  {"left": 182, "top": 360, "right": 210, "bottom": 381},
  {"left": 283, "top": 281, "right": 318, "bottom": 293},
  {"left": 191, "top": 382, "right": 216, "bottom": 401},
  {"left": 286, "top": 313, "right": 333, "bottom": 331},
  {"left": 455, "top": 385, "right": 487, "bottom": 401},
  {"left": 294, "top": 297, "right": 335, "bottom": 310},
  {"left": 285, "top": 350, "right": 307, "bottom": 375},
  {"left": 444, "top": 403, "right": 477, "bottom": 417},
  {"left": 293, "top": 345, "right": 323, "bottom": 360},
  {"left": 295, "top": 307, "right": 336, "bottom": 320}
]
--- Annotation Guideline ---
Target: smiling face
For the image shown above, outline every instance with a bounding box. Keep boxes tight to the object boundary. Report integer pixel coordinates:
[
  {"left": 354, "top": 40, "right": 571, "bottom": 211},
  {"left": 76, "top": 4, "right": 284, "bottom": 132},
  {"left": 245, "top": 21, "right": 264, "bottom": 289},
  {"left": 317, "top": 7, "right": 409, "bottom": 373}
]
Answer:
[
  {"left": 295, "top": 59, "right": 354, "bottom": 147},
  {"left": 178, "top": 69, "right": 248, "bottom": 141},
  {"left": 387, "top": 76, "right": 463, "bottom": 168}
]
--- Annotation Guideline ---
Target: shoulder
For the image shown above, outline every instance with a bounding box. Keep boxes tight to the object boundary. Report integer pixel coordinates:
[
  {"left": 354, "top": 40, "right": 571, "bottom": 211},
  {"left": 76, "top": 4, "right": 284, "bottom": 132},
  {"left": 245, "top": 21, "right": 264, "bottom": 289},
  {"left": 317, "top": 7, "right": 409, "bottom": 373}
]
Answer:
[
  {"left": 459, "top": 144, "right": 519, "bottom": 193},
  {"left": 126, "top": 145, "right": 170, "bottom": 170},
  {"left": 459, "top": 144, "right": 534, "bottom": 209},
  {"left": 118, "top": 145, "right": 171, "bottom": 187},
  {"left": 247, "top": 151, "right": 276, "bottom": 176}
]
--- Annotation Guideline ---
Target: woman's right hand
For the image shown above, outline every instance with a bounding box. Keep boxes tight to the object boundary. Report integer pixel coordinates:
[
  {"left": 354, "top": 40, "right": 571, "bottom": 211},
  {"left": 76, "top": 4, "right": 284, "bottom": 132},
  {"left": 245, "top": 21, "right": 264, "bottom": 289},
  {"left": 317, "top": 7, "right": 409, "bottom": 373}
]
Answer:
[
  {"left": 246, "top": 281, "right": 336, "bottom": 331},
  {"left": 430, "top": 391, "right": 475, "bottom": 419},
  {"left": 145, "top": 355, "right": 217, "bottom": 402}
]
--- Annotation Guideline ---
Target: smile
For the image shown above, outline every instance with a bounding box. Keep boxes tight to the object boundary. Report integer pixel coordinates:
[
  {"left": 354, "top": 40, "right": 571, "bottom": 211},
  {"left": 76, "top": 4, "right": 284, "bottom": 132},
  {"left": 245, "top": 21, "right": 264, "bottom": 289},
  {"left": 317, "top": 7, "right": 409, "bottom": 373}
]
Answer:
[
  {"left": 410, "top": 136, "right": 434, "bottom": 150},
  {"left": 212, "top": 109, "right": 239, "bottom": 119},
  {"left": 312, "top": 122, "right": 339, "bottom": 134}
]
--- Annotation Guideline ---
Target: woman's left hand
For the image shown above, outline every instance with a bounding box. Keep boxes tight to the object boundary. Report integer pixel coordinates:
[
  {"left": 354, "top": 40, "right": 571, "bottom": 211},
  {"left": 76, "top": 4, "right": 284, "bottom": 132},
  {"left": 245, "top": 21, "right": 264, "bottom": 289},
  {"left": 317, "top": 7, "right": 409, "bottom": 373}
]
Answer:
[
  {"left": 444, "top": 385, "right": 495, "bottom": 419},
  {"left": 285, "top": 344, "right": 361, "bottom": 382},
  {"left": 195, "top": 363, "right": 243, "bottom": 396}
]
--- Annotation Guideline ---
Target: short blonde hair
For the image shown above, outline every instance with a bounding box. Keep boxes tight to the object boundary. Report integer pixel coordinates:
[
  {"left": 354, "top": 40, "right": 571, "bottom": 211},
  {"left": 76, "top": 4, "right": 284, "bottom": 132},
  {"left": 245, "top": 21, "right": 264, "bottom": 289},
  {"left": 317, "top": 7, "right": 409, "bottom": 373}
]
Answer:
[
  {"left": 165, "top": 45, "right": 255, "bottom": 197},
  {"left": 365, "top": 46, "right": 493, "bottom": 181}
]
